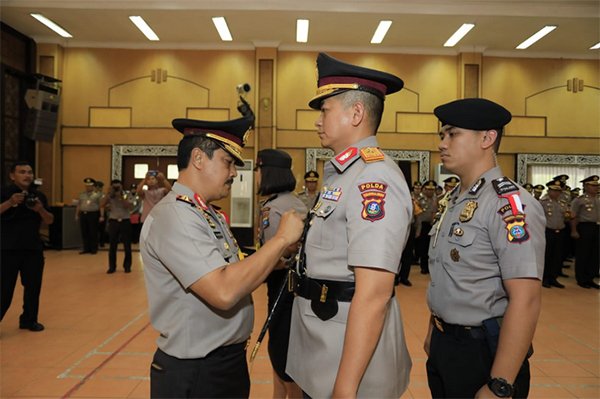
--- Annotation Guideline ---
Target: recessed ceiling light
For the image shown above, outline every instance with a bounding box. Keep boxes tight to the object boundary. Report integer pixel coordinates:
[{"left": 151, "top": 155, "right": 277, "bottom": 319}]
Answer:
[
  {"left": 30, "top": 13, "right": 72, "bottom": 38},
  {"left": 444, "top": 23, "right": 475, "bottom": 47},
  {"left": 296, "top": 19, "right": 309, "bottom": 43},
  {"left": 371, "top": 20, "right": 392, "bottom": 44},
  {"left": 129, "top": 16, "right": 159, "bottom": 41},
  {"left": 590, "top": 42, "right": 600, "bottom": 50},
  {"left": 516, "top": 25, "right": 557, "bottom": 49},
  {"left": 212, "top": 17, "right": 233, "bottom": 41}
]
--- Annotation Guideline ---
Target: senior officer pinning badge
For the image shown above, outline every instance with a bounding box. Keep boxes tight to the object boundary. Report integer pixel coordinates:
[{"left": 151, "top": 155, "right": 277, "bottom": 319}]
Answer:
[
  {"left": 358, "top": 182, "right": 387, "bottom": 222},
  {"left": 459, "top": 200, "right": 478, "bottom": 222}
]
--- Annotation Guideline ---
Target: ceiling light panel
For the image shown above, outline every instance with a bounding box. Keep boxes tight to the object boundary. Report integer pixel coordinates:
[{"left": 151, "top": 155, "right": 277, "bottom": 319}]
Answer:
[
  {"left": 444, "top": 23, "right": 475, "bottom": 47},
  {"left": 516, "top": 25, "right": 557, "bottom": 49},
  {"left": 30, "top": 13, "right": 72, "bottom": 38},
  {"left": 296, "top": 19, "right": 309, "bottom": 43},
  {"left": 212, "top": 17, "right": 233, "bottom": 41},
  {"left": 129, "top": 16, "right": 159, "bottom": 41},
  {"left": 371, "top": 20, "right": 392, "bottom": 44}
]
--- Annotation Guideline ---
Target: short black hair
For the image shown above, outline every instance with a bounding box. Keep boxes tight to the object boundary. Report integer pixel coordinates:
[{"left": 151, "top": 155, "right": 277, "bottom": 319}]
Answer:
[
  {"left": 258, "top": 166, "right": 297, "bottom": 196},
  {"left": 177, "top": 135, "right": 222, "bottom": 171},
  {"left": 10, "top": 160, "right": 31, "bottom": 172},
  {"left": 339, "top": 90, "right": 384, "bottom": 132}
]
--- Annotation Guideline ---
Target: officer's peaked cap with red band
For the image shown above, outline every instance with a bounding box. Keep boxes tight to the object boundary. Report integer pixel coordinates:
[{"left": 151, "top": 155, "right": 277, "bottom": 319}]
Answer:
[
  {"left": 308, "top": 53, "right": 404, "bottom": 110},
  {"left": 172, "top": 115, "right": 253, "bottom": 167}
]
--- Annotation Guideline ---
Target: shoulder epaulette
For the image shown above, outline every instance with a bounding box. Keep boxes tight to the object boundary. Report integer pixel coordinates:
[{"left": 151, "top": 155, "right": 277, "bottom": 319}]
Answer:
[
  {"left": 492, "top": 177, "right": 519, "bottom": 196},
  {"left": 468, "top": 178, "right": 485, "bottom": 195},
  {"left": 176, "top": 194, "right": 195, "bottom": 206},
  {"left": 360, "top": 147, "right": 385, "bottom": 163}
]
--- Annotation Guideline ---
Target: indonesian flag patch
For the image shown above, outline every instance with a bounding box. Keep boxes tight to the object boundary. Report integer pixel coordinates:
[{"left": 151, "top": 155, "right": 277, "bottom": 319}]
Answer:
[{"left": 359, "top": 182, "right": 387, "bottom": 222}]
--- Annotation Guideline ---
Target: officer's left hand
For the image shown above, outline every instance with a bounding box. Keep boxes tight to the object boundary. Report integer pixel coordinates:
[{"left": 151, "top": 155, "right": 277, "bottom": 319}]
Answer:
[
  {"left": 475, "top": 384, "right": 502, "bottom": 398},
  {"left": 31, "top": 199, "right": 45, "bottom": 213}
]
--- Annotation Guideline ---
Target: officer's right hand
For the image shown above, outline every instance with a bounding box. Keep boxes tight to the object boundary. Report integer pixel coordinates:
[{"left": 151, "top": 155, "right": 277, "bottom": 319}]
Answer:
[
  {"left": 275, "top": 209, "right": 304, "bottom": 246},
  {"left": 570, "top": 231, "right": 580, "bottom": 239}
]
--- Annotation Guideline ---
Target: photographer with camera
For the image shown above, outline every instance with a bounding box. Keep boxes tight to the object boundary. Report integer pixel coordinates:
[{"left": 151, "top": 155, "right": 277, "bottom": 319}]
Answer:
[
  {"left": 1, "top": 161, "right": 54, "bottom": 332},
  {"left": 135, "top": 170, "right": 171, "bottom": 225},
  {"left": 100, "top": 179, "right": 134, "bottom": 274}
]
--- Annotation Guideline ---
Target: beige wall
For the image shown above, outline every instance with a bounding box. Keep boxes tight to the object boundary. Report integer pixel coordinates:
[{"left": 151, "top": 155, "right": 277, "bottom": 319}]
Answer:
[{"left": 36, "top": 46, "right": 599, "bottom": 205}]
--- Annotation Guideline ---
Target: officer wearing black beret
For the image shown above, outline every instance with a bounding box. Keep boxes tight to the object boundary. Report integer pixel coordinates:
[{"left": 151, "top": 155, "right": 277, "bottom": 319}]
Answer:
[
  {"left": 287, "top": 53, "right": 412, "bottom": 398},
  {"left": 141, "top": 115, "right": 304, "bottom": 398},
  {"left": 522, "top": 183, "right": 534, "bottom": 194},
  {"left": 425, "top": 98, "right": 545, "bottom": 398},
  {"left": 540, "top": 180, "right": 569, "bottom": 288},
  {"left": 415, "top": 179, "right": 438, "bottom": 274},
  {"left": 570, "top": 175, "right": 600, "bottom": 289}
]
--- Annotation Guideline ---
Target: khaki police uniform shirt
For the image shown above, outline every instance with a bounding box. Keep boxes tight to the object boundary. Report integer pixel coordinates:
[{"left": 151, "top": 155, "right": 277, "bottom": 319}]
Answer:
[
  {"left": 259, "top": 192, "right": 307, "bottom": 245},
  {"left": 287, "top": 136, "right": 413, "bottom": 398},
  {"left": 140, "top": 182, "right": 253, "bottom": 359},
  {"left": 539, "top": 197, "right": 567, "bottom": 230},
  {"left": 571, "top": 193, "right": 600, "bottom": 223},
  {"left": 78, "top": 190, "right": 102, "bottom": 212},
  {"left": 427, "top": 167, "right": 545, "bottom": 326},
  {"left": 297, "top": 190, "right": 318, "bottom": 211}
]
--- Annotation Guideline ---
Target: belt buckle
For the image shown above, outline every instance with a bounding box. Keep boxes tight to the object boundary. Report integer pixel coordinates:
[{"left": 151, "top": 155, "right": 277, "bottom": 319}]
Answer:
[{"left": 433, "top": 316, "right": 444, "bottom": 332}]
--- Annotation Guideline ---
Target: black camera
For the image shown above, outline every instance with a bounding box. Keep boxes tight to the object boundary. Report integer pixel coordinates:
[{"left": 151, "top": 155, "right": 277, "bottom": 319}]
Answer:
[
  {"left": 148, "top": 170, "right": 158, "bottom": 177},
  {"left": 24, "top": 191, "right": 38, "bottom": 208}
]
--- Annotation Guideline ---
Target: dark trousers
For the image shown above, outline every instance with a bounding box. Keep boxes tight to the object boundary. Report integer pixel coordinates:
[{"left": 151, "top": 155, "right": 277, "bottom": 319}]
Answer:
[
  {"left": 1, "top": 250, "right": 45, "bottom": 325},
  {"left": 398, "top": 225, "right": 416, "bottom": 282},
  {"left": 575, "top": 223, "right": 600, "bottom": 284},
  {"left": 79, "top": 211, "right": 99, "bottom": 253},
  {"left": 543, "top": 228, "right": 564, "bottom": 283},
  {"left": 426, "top": 327, "right": 530, "bottom": 398},
  {"left": 108, "top": 219, "right": 132, "bottom": 271},
  {"left": 150, "top": 344, "right": 250, "bottom": 398},
  {"left": 417, "top": 221, "right": 433, "bottom": 273}
]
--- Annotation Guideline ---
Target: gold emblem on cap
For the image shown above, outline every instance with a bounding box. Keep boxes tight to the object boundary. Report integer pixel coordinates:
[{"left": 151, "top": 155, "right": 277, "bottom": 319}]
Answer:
[
  {"left": 450, "top": 248, "right": 460, "bottom": 262},
  {"left": 459, "top": 200, "right": 478, "bottom": 222}
]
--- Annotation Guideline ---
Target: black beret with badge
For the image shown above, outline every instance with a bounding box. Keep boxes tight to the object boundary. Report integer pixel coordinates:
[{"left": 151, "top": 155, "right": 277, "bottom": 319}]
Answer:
[
  {"left": 255, "top": 149, "right": 292, "bottom": 169},
  {"left": 304, "top": 170, "right": 319, "bottom": 181},
  {"left": 308, "top": 52, "right": 404, "bottom": 110},
  {"left": 172, "top": 116, "right": 253, "bottom": 167},
  {"left": 434, "top": 98, "right": 512, "bottom": 131}
]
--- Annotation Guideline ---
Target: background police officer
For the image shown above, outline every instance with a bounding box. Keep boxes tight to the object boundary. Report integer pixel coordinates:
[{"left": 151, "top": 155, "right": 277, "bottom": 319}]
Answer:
[
  {"left": 540, "top": 179, "right": 568, "bottom": 288},
  {"left": 425, "top": 98, "right": 545, "bottom": 398},
  {"left": 297, "top": 170, "right": 320, "bottom": 210},
  {"left": 570, "top": 175, "right": 600, "bottom": 289},
  {"left": 141, "top": 115, "right": 303, "bottom": 398},
  {"left": 75, "top": 177, "right": 102, "bottom": 254}
]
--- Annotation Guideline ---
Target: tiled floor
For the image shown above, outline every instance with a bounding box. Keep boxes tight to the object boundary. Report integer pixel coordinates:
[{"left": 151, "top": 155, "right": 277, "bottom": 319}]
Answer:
[{"left": 1, "top": 249, "right": 598, "bottom": 398}]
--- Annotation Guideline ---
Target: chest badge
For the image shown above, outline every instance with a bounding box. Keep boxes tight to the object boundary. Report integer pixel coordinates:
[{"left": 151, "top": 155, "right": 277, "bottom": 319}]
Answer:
[
  {"left": 450, "top": 248, "right": 460, "bottom": 262},
  {"left": 453, "top": 227, "right": 464, "bottom": 237},
  {"left": 459, "top": 200, "right": 478, "bottom": 222}
]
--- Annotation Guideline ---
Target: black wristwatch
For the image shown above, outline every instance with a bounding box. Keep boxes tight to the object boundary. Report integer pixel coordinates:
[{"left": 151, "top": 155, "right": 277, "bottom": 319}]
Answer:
[{"left": 488, "top": 377, "right": 515, "bottom": 398}]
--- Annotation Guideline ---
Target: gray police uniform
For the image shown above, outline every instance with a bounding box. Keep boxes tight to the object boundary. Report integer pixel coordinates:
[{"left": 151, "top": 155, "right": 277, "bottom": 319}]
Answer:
[
  {"left": 259, "top": 192, "right": 307, "bottom": 381},
  {"left": 297, "top": 190, "right": 318, "bottom": 211},
  {"left": 286, "top": 136, "right": 413, "bottom": 398},
  {"left": 427, "top": 167, "right": 545, "bottom": 325},
  {"left": 78, "top": 190, "right": 102, "bottom": 253},
  {"left": 141, "top": 182, "right": 252, "bottom": 358}
]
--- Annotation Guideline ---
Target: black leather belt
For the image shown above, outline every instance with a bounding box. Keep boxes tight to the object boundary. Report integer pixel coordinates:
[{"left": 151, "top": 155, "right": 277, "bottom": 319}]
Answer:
[
  {"left": 546, "top": 228, "right": 562, "bottom": 234},
  {"left": 294, "top": 276, "right": 357, "bottom": 303},
  {"left": 433, "top": 315, "right": 485, "bottom": 339}
]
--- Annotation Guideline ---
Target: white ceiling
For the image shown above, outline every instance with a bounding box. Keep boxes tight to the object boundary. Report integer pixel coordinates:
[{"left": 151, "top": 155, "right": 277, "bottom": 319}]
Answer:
[{"left": 1, "top": 0, "right": 599, "bottom": 59}]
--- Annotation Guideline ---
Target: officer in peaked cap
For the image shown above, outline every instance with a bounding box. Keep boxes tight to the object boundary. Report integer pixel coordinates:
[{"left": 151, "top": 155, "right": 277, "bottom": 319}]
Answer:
[
  {"left": 540, "top": 180, "right": 569, "bottom": 288},
  {"left": 297, "top": 170, "right": 320, "bottom": 210},
  {"left": 523, "top": 183, "right": 534, "bottom": 194},
  {"left": 443, "top": 176, "right": 460, "bottom": 192},
  {"left": 570, "top": 187, "right": 580, "bottom": 199},
  {"left": 533, "top": 184, "right": 545, "bottom": 200},
  {"left": 141, "top": 115, "right": 304, "bottom": 398},
  {"left": 76, "top": 177, "right": 102, "bottom": 255},
  {"left": 287, "top": 53, "right": 412, "bottom": 398},
  {"left": 425, "top": 98, "right": 544, "bottom": 398},
  {"left": 570, "top": 175, "right": 600, "bottom": 289}
]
